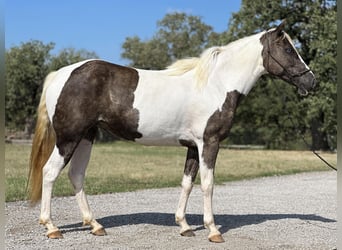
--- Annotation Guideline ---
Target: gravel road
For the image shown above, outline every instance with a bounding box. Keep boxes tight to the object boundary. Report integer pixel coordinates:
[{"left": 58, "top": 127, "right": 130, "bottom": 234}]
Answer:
[{"left": 6, "top": 171, "right": 336, "bottom": 249}]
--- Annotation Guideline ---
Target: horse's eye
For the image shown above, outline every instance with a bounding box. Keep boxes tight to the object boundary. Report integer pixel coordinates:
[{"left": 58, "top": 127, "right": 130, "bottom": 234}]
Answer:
[{"left": 285, "top": 47, "right": 293, "bottom": 54}]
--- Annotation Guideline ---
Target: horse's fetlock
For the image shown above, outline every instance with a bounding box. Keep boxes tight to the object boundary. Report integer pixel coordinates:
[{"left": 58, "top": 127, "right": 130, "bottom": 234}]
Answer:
[
  {"left": 39, "top": 216, "right": 51, "bottom": 225},
  {"left": 175, "top": 215, "right": 184, "bottom": 224},
  {"left": 82, "top": 219, "right": 92, "bottom": 226}
]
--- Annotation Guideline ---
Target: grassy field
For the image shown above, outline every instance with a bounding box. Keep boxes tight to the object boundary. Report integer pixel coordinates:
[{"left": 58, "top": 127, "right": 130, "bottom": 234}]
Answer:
[{"left": 5, "top": 141, "right": 336, "bottom": 202}]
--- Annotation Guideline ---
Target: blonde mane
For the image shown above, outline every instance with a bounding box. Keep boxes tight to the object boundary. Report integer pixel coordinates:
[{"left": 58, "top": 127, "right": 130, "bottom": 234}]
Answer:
[
  {"left": 166, "top": 46, "right": 222, "bottom": 88},
  {"left": 165, "top": 32, "right": 265, "bottom": 88}
]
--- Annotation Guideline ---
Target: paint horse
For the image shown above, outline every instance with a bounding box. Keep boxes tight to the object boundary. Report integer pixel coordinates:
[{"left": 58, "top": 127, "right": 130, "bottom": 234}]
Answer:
[{"left": 28, "top": 21, "right": 315, "bottom": 243}]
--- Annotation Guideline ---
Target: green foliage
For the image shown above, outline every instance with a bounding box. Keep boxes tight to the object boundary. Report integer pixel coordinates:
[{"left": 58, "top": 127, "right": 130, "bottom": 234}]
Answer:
[
  {"left": 121, "top": 12, "right": 214, "bottom": 69},
  {"left": 5, "top": 41, "right": 98, "bottom": 134},
  {"left": 156, "top": 12, "right": 213, "bottom": 60},
  {"left": 121, "top": 36, "right": 170, "bottom": 70},
  {"left": 303, "top": 2, "right": 337, "bottom": 148},
  {"left": 5, "top": 40, "right": 54, "bottom": 132},
  {"left": 49, "top": 47, "right": 98, "bottom": 71}
]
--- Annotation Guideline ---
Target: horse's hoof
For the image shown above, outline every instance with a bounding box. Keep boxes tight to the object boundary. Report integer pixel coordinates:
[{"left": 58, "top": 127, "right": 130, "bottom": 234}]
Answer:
[
  {"left": 180, "top": 229, "right": 195, "bottom": 237},
  {"left": 47, "top": 230, "right": 63, "bottom": 239},
  {"left": 209, "top": 234, "right": 225, "bottom": 243},
  {"left": 92, "top": 227, "right": 107, "bottom": 236}
]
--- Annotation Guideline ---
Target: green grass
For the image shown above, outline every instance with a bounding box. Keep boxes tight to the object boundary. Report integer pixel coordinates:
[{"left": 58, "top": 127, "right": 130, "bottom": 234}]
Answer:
[{"left": 5, "top": 141, "right": 336, "bottom": 202}]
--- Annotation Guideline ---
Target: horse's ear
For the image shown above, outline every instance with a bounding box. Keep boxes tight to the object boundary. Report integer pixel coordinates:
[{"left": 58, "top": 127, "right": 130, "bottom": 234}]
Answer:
[{"left": 275, "top": 19, "right": 286, "bottom": 37}]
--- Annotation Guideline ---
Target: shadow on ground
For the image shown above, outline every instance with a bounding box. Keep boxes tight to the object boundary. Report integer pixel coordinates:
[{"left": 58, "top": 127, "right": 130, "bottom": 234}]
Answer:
[{"left": 60, "top": 212, "right": 336, "bottom": 235}]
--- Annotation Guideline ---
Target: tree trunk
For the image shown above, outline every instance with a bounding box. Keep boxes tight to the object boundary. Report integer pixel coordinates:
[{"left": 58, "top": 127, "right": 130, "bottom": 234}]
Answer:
[{"left": 310, "top": 115, "right": 329, "bottom": 151}]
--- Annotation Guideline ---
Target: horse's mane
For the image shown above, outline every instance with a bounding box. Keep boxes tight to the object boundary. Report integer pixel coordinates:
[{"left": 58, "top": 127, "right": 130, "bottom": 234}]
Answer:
[
  {"left": 165, "top": 32, "right": 267, "bottom": 88},
  {"left": 166, "top": 46, "right": 222, "bottom": 88}
]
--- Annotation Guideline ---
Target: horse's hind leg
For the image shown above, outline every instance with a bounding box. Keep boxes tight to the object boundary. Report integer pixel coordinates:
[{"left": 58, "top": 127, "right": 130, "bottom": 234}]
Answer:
[
  {"left": 175, "top": 146, "right": 199, "bottom": 237},
  {"left": 68, "top": 139, "right": 106, "bottom": 236},
  {"left": 39, "top": 146, "right": 67, "bottom": 239}
]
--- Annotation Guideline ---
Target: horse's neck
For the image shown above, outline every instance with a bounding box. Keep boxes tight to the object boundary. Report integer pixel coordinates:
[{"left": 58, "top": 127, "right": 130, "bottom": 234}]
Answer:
[{"left": 209, "top": 32, "right": 266, "bottom": 95}]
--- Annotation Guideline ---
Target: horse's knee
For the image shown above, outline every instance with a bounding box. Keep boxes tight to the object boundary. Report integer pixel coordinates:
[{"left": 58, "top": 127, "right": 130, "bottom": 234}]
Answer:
[
  {"left": 43, "top": 168, "right": 59, "bottom": 184},
  {"left": 68, "top": 170, "right": 85, "bottom": 193},
  {"left": 68, "top": 167, "right": 83, "bottom": 182},
  {"left": 68, "top": 139, "right": 92, "bottom": 189},
  {"left": 200, "top": 168, "right": 214, "bottom": 193},
  {"left": 201, "top": 179, "right": 214, "bottom": 195},
  {"left": 43, "top": 162, "right": 64, "bottom": 184}
]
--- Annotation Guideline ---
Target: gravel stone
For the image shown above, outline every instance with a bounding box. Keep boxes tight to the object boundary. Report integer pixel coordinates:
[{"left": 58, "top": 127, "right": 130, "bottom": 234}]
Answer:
[{"left": 6, "top": 171, "right": 336, "bottom": 249}]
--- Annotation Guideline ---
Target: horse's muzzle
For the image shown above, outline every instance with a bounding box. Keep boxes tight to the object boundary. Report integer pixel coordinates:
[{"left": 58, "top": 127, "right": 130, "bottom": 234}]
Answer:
[{"left": 297, "top": 71, "right": 316, "bottom": 96}]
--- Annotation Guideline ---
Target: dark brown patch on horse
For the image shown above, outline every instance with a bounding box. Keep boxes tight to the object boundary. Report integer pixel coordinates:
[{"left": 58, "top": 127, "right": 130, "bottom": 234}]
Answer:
[
  {"left": 179, "top": 139, "right": 196, "bottom": 148},
  {"left": 53, "top": 60, "right": 142, "bottom": 162},
  {"left": 259, "top": 26, "right": 315, "bottom": 94},
  {"left": 183, "top": 147, "right": 199, "bottom": 182},
  {"left": 259, "top": 28, "right": 298, "bottom": 80},
  {"left": 202, "top": 91, "right": 242, "bottom": 168}
]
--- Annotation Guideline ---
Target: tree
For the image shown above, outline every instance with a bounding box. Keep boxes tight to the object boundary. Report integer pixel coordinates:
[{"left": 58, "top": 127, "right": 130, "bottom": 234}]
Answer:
[
  {"left": 121, "top": 36, "right": 170, "bottom": 70},
  {"left": 225, "top": 0, "right": 336, "bottom": 150},
  {"left": 156, "top": 12, "right": 213, "bottom": 61},
  {"left": 302, "top": 2, "right": 337, "bottom": 150},
  {"left": 49, "top": 48, "right": 98, "bottom": 71},
  {"left": 5, "top": 40, "right": 54, "bottom": 136},
  {"left": 121, "top": 12, "right": 214, "bottom": 69},
  {"left": 5, "top": 41, "right": 99, "bottom": 137}
]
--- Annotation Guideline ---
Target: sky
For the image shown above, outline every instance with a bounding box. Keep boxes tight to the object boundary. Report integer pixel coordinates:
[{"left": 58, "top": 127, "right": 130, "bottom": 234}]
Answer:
[{"left": 5, "top": 1, "right": 241, "bottom": 65}]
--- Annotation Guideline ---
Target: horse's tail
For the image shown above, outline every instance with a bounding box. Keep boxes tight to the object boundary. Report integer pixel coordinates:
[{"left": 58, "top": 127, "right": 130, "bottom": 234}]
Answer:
[{"left": 27, "top": 71, "right": 57, "bottom": 204}]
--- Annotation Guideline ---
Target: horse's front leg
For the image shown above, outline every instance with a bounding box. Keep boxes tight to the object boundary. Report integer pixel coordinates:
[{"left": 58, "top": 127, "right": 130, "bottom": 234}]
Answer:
[
  {"left": 199, "top": 141, "right": 224, "bottom": 243},
  {"left": 175, "top": 146, "right": 199, "bottom": 237}
]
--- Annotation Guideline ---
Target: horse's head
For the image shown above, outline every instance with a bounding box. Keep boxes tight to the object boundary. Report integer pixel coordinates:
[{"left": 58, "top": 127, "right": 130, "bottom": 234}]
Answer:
[{"left": 260, "top": 21, "right": 316, "bottom": 96}]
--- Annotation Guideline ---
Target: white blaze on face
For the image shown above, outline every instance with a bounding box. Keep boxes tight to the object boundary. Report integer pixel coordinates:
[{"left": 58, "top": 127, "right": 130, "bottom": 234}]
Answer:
[{"left": 285, "top": 33, "right": 311, "bottom": 71}]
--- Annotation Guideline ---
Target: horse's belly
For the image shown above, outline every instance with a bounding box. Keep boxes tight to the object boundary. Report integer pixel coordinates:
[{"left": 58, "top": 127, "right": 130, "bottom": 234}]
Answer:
[
  {"left": 135, "top": 136, "right": 181, "bottom": 146},
  {"left": 134, "top": 117, "right": 189, "bottom": 146}
]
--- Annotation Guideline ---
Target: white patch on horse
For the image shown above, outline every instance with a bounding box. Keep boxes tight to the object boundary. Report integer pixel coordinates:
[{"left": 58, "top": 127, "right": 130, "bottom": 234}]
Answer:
[
  {"left": 133, "top": 69, "right": 196, "bottom": 145},
  {"left": 209, "top": 32, "right": 267, "bottom": 95},
  {"left": 175, "top": 174, "right": 193, "bottom": 233},
  {"left": 133, "top": 32, "right": 266, "bottom": 146},
  {"left": 39, "top": 146, "right": 65, "bottom": 235}
]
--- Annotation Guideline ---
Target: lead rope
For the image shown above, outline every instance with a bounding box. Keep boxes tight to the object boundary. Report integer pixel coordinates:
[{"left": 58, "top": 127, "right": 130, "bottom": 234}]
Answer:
[
  {"left": 283, "top": 102, "right": 337, "bottom": 171},
  {"left": 277, "top": 87, "right": 337, "bottom": 171}
]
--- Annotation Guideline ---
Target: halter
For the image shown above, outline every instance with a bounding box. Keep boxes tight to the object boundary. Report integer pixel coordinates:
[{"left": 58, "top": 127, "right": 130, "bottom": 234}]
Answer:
[{"left": 266, "top": 33, "right": 311, "bottom": 82}]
